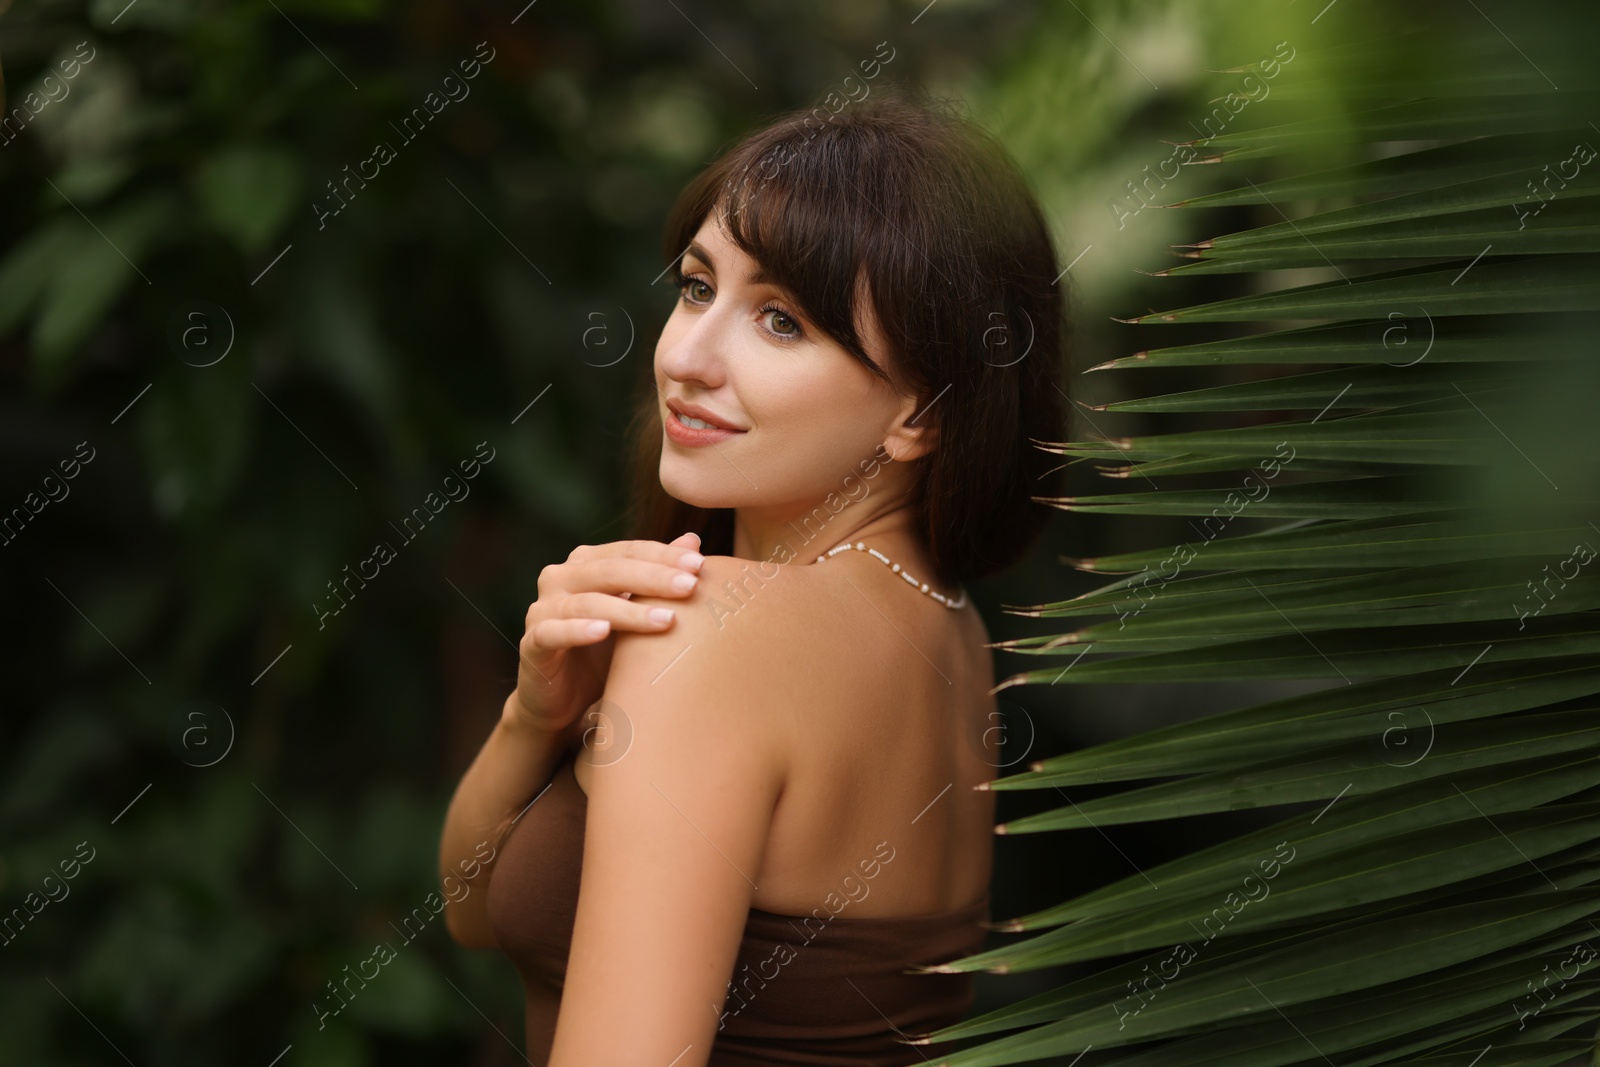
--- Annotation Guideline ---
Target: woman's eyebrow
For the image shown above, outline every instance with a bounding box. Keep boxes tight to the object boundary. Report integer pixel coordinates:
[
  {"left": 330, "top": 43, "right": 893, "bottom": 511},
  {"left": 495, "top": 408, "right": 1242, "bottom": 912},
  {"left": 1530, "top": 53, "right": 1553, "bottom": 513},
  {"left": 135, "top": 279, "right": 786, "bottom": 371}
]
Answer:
[
  {"left": 683, "top": 241, "right": 715, "bottom": 273},
  {"left": 685, "top": 241, "right": 770, "bottom": 285}
]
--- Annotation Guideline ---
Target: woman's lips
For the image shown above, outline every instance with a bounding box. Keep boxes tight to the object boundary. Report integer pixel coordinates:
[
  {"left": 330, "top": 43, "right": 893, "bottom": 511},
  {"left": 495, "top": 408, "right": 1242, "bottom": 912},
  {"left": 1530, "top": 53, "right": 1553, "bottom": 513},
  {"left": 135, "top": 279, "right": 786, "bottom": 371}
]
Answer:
[{"left": 664, "top": 410, "right": 747, "bottom": 447}]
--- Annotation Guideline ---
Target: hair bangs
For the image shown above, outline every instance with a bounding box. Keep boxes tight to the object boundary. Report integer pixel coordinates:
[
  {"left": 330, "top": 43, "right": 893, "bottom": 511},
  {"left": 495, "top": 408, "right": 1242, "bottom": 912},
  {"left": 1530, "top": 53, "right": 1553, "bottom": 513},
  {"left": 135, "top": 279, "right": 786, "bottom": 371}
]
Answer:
[{"left": 663, "top": 120, "right": 892, "bottom": 382}]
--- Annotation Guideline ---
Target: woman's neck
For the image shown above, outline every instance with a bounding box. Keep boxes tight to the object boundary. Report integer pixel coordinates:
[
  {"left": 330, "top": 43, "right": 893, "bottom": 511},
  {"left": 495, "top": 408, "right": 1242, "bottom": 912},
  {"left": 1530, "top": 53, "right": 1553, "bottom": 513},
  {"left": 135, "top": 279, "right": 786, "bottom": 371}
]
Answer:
[{"left": 728, "top": 486, "right": 936, "bottom": 582}]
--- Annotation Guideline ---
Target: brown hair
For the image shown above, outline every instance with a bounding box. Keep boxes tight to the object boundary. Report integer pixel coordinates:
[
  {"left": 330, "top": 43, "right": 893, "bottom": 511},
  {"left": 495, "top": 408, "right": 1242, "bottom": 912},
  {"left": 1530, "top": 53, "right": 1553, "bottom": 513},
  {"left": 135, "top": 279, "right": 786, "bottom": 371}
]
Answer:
[{"left": 626, "top": 83, "right": 1068, "bottom": 587}]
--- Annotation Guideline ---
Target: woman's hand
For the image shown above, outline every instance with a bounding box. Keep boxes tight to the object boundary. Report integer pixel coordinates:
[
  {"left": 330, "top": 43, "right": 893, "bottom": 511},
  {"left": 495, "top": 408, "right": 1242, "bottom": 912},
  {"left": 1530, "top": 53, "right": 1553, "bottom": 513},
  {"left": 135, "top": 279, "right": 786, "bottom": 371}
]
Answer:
[{"left": 512, "top": 532, "right": 704, "bottom": 741}]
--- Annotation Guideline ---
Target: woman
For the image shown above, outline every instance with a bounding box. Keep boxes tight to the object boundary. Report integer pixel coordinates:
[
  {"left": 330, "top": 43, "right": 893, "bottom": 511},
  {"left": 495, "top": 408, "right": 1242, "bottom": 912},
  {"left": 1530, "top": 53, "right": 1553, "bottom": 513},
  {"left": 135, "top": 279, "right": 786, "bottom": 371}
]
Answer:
[{"left": 440, "top": 84, "right": 1067, "bottom": 1065}]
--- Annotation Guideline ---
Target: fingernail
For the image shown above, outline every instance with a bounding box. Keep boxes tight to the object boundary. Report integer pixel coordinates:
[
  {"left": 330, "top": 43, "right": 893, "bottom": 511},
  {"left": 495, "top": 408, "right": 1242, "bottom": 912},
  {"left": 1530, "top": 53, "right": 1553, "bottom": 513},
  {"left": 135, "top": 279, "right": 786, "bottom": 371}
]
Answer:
[
  {"left": 679, "top": 552, "right": 704, "bottom": 571},
  {"left": 649, "top": 607, "right": 675, "bottom": 625},
  {"left": 586, "top": 620, "right": 608, "bottom": 637},
  {"left": 672, "top": 572, "right": 698, "bottom": 593}
]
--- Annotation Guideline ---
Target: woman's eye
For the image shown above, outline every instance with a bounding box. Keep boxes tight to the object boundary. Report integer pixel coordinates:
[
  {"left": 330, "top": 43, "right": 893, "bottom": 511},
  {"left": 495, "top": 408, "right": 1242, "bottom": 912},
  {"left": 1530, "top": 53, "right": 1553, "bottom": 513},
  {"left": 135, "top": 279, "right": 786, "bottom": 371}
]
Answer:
[
  {"left": 676, "top": 275, "right": 799, "bottom": 339},
  {"left": 763, "top": 307, "right": 800, "bottom": 337}
]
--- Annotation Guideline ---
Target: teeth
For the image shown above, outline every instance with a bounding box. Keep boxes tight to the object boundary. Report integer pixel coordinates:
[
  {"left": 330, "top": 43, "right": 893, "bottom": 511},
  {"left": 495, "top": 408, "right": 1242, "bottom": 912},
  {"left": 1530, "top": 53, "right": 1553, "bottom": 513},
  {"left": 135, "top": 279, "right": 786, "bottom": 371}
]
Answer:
[{"left": 677, "top": 413, "right": 717, "bottom": 430}]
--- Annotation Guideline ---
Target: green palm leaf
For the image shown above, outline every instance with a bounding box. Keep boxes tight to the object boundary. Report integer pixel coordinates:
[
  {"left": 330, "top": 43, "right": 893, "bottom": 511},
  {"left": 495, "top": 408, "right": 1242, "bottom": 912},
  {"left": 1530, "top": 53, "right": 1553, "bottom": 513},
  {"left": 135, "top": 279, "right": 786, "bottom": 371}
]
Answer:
[
  {"left": 937, "top": 13, "right": 1600, "bottom": 1066},
  {"left": 1086, "top": 319, "right": 1587, "bottom": 372}
]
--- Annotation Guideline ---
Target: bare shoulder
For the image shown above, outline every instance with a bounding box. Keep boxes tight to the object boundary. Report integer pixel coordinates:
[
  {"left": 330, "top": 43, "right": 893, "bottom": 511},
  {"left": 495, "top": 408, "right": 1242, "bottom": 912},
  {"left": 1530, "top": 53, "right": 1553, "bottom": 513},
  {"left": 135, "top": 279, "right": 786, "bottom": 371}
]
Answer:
[
  {"left": 616, "top": 553, "right": 838, "bottom": 648},
  {"left": 604, "top": 555, "right": 847, "bottom": 696},
  {"left": 595, "top": 555, "right": 832, "bottom": 780},
  {"left": 653, "top": 551, "right": 980, "bottom": 668}
]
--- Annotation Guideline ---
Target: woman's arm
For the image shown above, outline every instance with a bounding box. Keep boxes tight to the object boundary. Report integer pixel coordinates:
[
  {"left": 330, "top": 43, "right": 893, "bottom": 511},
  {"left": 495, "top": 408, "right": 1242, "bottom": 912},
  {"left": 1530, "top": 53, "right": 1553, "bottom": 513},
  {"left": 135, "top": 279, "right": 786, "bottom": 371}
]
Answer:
[
  {"left": 440, "top": 534, "right": 707, "bottom": 948},
  {"left": 439, "top": 690, "right": 567, "bottom": 949},
  {"left": 546, "top": 557, "right": 794, "bottom": 1067}
]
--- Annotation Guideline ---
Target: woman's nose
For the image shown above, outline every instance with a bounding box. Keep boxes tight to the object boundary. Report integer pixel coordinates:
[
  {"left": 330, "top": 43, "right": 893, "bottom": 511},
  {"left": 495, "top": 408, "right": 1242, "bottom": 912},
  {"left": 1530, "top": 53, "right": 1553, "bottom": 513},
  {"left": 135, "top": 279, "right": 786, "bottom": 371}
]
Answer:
[{"left": 659, "top": 305, "right": 728, "bottom": 386}]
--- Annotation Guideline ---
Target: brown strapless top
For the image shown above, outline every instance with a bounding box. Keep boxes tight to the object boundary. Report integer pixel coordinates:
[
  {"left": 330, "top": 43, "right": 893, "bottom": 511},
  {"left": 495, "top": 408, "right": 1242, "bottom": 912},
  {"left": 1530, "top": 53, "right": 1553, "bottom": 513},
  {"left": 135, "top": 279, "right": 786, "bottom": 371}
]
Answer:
[{"left": 485, "top": 746, "right": 990, "bottom": 1066}]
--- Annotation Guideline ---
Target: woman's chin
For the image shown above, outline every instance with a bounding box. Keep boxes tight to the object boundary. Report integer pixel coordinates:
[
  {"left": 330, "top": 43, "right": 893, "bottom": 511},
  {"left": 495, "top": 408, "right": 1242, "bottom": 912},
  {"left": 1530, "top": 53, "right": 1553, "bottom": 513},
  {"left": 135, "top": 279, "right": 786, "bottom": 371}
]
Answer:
[{"left": 658, "top": 470, "right": 742, "bottom": 511}]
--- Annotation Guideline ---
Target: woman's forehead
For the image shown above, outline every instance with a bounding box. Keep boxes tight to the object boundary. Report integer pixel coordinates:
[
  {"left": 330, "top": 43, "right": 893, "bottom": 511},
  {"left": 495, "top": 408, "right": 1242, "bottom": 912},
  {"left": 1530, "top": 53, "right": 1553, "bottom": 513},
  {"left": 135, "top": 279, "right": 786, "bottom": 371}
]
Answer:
[{"left": 684, "top": 217, "right": 748, "bottom": 269}]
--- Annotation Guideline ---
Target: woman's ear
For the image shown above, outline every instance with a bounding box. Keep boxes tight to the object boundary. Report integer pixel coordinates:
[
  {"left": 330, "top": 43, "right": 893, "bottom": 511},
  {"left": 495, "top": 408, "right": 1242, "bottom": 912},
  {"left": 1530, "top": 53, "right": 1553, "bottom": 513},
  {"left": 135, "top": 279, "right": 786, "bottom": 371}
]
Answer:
[
  {"left": 856, "top": 274, "right": 934, "bottom": 462},
  {"left": 881, "top": 390, "right": 937, "bottom": 463}
]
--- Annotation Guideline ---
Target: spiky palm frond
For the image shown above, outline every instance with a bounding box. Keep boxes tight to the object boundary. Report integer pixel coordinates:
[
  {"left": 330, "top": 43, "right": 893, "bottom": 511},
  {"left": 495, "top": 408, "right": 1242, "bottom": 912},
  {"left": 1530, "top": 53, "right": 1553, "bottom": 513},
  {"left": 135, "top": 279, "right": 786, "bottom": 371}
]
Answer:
[{"left": 922, "top": 14, "right": 1600, "bottom": 1067}]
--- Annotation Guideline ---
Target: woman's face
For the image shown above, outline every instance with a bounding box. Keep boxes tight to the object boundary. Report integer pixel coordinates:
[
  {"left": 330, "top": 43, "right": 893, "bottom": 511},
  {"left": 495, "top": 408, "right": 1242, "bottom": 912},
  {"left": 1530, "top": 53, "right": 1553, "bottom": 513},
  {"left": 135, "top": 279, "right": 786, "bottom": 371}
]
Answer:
[{"left": 654, "top": 211, "right": 921, "bottom": 512}]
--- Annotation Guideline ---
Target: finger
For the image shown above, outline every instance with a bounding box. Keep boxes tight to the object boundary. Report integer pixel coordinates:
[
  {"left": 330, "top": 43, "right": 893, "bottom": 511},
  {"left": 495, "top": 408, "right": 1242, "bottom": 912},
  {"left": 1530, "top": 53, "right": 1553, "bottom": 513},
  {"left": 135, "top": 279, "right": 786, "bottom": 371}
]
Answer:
[
  {"left": 564, "top": 557, "right": 701, "bottom": 599},
  {"left": 531, "top": 616, "right": 613, "bottom": 652},
  {"left": 558, "top": 591, "right": 678, "bottom": 632},
  {"left": 591, "top": 538, "right": 706, "bottom": 570},
  {"left": 541, "top": 540, "right": 702, "bottom": 599},
  {"left": 514, "top": 639, "right": 555, "bottom": 685}
]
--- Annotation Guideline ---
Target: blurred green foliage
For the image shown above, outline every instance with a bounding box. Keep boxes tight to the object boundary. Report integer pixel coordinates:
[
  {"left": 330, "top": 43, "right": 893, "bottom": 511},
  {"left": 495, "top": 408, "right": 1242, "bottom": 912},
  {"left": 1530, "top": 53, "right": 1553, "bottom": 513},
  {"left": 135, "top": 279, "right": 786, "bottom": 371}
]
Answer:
[{"left": 9, "top": 0, "right": 1572, "bottom": 1062}]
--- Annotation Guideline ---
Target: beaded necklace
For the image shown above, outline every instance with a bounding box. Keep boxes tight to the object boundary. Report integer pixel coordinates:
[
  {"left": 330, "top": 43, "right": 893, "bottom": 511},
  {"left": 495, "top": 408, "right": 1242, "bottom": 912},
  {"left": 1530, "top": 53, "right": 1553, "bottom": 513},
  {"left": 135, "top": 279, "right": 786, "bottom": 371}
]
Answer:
[{"left": 813, "top": 541, "right": 968, "bottom": 609}]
